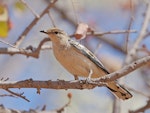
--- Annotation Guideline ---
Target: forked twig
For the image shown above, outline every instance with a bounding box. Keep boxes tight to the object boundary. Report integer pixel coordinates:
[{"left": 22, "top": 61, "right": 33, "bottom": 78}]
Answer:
[
  {"left": 14, "top": 0, "right": 57, "bottom": 47},
  {"left": 5, "top": 89, "right": 30, "bottom": 102}
]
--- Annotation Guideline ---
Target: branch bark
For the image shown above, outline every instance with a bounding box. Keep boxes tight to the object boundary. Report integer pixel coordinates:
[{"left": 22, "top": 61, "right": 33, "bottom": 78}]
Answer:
[
  {"left": 0, "top": 56, "right": 149, "bottom": 90},
  {"left": 99, "top": 55, "right": 150, "bottom": 82},
  {"left": 0, "top": 38, "right": 51, "bottom": 58}
]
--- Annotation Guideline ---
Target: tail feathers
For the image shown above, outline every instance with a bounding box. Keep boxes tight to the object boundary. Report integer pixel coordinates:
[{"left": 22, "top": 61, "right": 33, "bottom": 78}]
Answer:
[{"left": 107, "top": 82, "right": 132, "bottom": 100}]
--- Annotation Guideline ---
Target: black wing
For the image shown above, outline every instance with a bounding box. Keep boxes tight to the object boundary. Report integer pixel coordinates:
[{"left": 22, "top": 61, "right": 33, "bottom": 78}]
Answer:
[{"left": 69, "top": 39, "right": 109, "bottom": 74}]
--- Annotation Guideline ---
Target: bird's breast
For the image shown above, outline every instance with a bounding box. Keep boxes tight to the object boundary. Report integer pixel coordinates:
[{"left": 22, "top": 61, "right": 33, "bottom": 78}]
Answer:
[{"left": 53, "top": 44, "right": 106, "bottom": 78}]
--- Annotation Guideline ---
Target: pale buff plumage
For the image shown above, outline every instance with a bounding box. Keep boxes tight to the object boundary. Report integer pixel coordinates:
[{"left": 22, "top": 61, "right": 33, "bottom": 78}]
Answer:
[{"left": 40, "top": 28, "right": 132, "bottom": 100}]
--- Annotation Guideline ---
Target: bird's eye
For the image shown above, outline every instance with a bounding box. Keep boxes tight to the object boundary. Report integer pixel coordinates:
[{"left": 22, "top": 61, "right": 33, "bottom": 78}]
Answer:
[{"left": 54, "top": 31, "right": 59, "bottom": 34}]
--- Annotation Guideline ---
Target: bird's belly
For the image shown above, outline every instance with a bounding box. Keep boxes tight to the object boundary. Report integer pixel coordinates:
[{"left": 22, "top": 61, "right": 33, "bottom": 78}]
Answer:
[{"left": 53, "top": 48, "right": 106, "bottom": 78}]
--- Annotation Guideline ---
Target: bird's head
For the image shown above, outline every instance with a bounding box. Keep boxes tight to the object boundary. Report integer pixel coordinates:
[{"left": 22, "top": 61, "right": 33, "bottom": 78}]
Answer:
[{"left": 40, "top": 28, "right": 68, "bottom": 43}]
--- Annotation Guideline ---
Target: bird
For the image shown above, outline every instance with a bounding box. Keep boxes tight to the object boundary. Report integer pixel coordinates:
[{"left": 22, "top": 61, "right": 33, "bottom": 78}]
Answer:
[{"left": 40, "top": 28, "right": 132, "bottom": 100}]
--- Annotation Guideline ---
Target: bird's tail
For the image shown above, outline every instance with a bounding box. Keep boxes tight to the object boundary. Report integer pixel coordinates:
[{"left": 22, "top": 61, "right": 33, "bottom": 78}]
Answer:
[{"left": 106, "top": 82, "right": 132, "bottom": 100}]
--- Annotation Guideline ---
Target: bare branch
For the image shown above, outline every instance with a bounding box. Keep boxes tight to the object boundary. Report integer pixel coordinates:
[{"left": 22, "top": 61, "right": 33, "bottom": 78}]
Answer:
[
  {"left": 71, "top": 0, "right": 79, "bottom": 24},
  {"left": 48, "top": 10, "right": 56, "bottom": 27},
  {"left": 19, "top": 0, "right": 40, "bottom": 18},
  {"left": 98, "top": 36, "right": 126, "bottom": 54},
  {"left": 98, "top": 55, "right": 150, "bottom": 82},
  {"left": 0, "top": 96, "right": 71, "bottom": 113},
  {"left": 112, "top": 99, "right": 120, "bottom": 113},
  {"left": 0, "top": 79, "right": 97, "bottom": 90},
  {"left": 0, "top": 38, "right": 51, "bottom": 58},
  {"left": 126, "top": 2, "right": 150, "bottom": 64},
  {"left": 0, "top": 94, "right": 16, "bottom": 98},
  {"left": 94, "top": 42, "right": 102, "bottom": 55},
  {"left": 56, "top": 93, "right": 72, "bottom": 113},
  {"left": 53, "top": 5, "right": 127, "bottom": 55},
  {"left": 137, "top": 44, "right": 150, "bottom": 55},
  {"left": 125, "top": 85, "right": 150, "bottom": 98},
  {"left": 0, "top": 39, "right": 18, "bottom": 49},
  {"left": 89, "top": 29, "right": 137, "bottom": 36},
  {"left": 53, "top": 5, "right": 76, "bottom": 26},
  {"left": 0, "top": 56, "right": 149, "bottom": 90},
  {"left": 129, "top": 99, "right": 150, "bottom": 113},
  {"left": 14, "top": 0, "right": 57, "bottom": 47},
  {"left": 5, "top": 89, "right": 30, "bottom": 102},
  {"left": 124, "top": 0, "right": 135, "bottom": 53}
]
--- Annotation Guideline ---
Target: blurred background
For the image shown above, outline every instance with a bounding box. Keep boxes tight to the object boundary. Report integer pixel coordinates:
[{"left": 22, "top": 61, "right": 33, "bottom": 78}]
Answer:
[{"left": 0, "top": 0, "right": 150, "bottom": 113}]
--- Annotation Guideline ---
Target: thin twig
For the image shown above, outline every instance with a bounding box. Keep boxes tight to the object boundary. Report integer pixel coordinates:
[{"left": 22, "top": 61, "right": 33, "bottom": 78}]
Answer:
[
  {"left": 0, "top": 38, "right": 51, "bottom": 58},
  {"left": 70, "top": 29, "right": 137, "bottom": 37},
  {"left": 0, "top": 39, "right": 18, "bottom": 49},
  {"left": 125, "top": 0, "right": 135, "bottom": 53},
  {"left": 5, "top": 89, "right": 30, "bottom": 102},
  {"left": 137, "top": 45, "right": 150, "bottom": 55},
  {"left": 71, "top": 0, "right": 79, "bottom": 24},
  {"left": 0, "top": 96, "right": 72, "bottom": 113},
  {"left": 129, "top": 99, "right": 150, "bottom": 113},
  {"left": 126, "top": 2, "right": 150, "bottom": 64},
  {"left": 54, "top": 5, "right": 128, "bottom": 54},
  {"left": 14, "top": 0, "right": 57, "bottom": 47},
  {"left": 112, "top": 99, "right": 120, "bottom": 113},
  {"left": 94, "top": 42, "right": 102, "bottom": 55},
  {"left": 53, "top": 5, "right": 77, "bottom": 26},
  {"left": 19, "top": 0, "right": 40, "bottom": 18},
  {"left": 0, "top": 94, "right": 16, "bottom": 98},
  {"left": 90, "top": 30, "right": 137, "bottom": 36},
  {"left": 98, "top": 36, "right": 126, "bottom": 54},
  {"left": 125, "top": 85, "right": 150, "bottom": 98},
  {"left": 0, "top": 29, "right": 132, "bottom": 57},
  {"left": 56, "top": 93, "right": 72, "bottom": 113},
  {"left": 47, "top": 10, "right": 56, "bottom": 27},
  {"left": 99, "top": 55, "right": 150, "bottom": 82}
]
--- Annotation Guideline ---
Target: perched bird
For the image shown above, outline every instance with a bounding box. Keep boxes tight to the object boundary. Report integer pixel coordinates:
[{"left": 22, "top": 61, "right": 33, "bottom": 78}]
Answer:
[{"left": 40, "top": 28, "right": 132, "bottom": 100}]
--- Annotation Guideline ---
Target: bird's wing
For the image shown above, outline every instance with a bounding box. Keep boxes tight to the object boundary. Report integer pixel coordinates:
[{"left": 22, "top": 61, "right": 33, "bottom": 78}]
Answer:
[{"left": 69, "top": 39, "right": 109, "bottom": 74}]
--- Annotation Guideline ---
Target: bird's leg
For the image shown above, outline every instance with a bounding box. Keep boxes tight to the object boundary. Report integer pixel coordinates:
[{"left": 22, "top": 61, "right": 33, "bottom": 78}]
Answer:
[
  {"left": 86, "top": 69, "right": 93, "bottom": 83},
  {"left": 73, "top": 75, "right": 79, "bottom": 80}
]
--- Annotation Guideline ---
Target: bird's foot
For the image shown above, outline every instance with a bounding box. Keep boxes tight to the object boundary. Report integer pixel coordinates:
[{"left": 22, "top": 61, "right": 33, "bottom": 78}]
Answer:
[{"left": 85, "top": 69, "right": 93, "bottom": 83}]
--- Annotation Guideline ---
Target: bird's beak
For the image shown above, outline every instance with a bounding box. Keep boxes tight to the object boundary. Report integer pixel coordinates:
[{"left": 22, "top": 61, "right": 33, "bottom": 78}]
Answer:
[{"left": 40, "top": 30, "right": 48, "bottom": 34}]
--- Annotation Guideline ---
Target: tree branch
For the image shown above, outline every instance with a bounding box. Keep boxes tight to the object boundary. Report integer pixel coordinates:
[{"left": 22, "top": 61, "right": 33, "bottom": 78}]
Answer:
[
  {"left": 14, "top": 0, "right": 57, "bottom": 47},
  {"left": 89, "top": 29, "right": 136, "bottom": 36},
  {"left": 5, "top": 89, "right": 30, "bottom": 102},
  {"left": 129, "top": 99, "right": 150, "bottom": 113},
  {"left": 0, "top": 56, "right": 149, "bottom": 90},
  {"left": 53, "top": 5, "right": 130, "bottom": 54},
  {"left": 19, "top": 0, "right": 40, "bottom": 18},
  {"left": 0, "top": 38, "right": 51, "bottom": 58},
  {"left": 0, "top": 94, "right": 71, "bottom": 113},
  {"left": 126, "top": 1, "right": 150, "bottom": 64},
  {"left": 0, "top": 79, "right": 98, "bottom": 90},
  {"left": 99, "top": 55, "right": 150, "bottom": 82}
]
